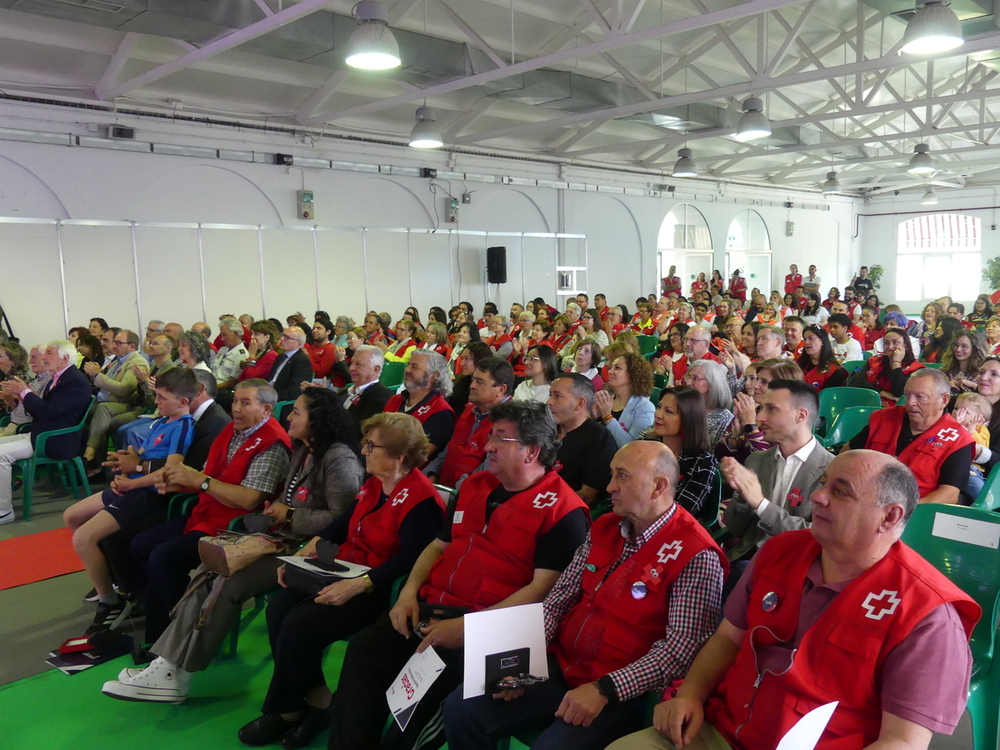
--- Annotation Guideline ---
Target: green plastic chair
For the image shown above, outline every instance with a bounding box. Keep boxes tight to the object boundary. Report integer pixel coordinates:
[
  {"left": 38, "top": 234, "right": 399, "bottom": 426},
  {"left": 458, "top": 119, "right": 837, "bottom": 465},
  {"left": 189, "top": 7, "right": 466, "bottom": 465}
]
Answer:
[
  {"left": 650, "top": 387, "right": 662, "bottom": 407},
  {"left": 901, "top": 504, "right": 1000, "bottom": 750},
  {"left": 924, "top": 362, "right": 943, "bottom": 369},
  {"left": 274, "top": 400, "right": 296, "bottom": 422},
  {"left": 973, "top": 464, "right": 1000, "bottom": 511},
  {"left": 637, "top": 335, "right": 658, "bottom": 357},
  {"left": 380, "top": 361, "right": 406, "bottom": 389},
  {"left": 862, "top": 351, "right": 873, "bottom": 361},
  {"left": 822, "top": 406, "right": 877, "bottom": 449},
  {"left": 13, "top": 396, "right": 95, "bottom": 521},
  {"left": 816, "top": 387, "right": 881, "bottom": 438},
  {"left": 841, "top": 359, "right": 866, "bottom": 373},
  {"left": 697, "top": 470, "right": 723, "bottom": 530},
  {"left": 653, "top": 373, "right": 668, "bottom": 390}
]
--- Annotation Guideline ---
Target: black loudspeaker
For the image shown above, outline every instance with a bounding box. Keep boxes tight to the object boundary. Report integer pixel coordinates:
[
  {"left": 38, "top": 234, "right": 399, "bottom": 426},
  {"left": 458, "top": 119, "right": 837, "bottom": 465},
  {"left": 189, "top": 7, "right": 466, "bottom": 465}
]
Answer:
[{"left": 487, "top": 246, "right": 507, "bottom": 284}]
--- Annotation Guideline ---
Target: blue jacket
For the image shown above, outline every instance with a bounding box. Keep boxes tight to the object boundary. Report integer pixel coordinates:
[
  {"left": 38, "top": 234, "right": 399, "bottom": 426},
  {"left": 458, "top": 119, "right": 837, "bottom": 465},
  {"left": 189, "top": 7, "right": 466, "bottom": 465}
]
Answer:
[
  {"left": 23, "top": 365, "right": 91, "bottom": 458},
  {"left": 604, "top": 395, "right": 655, "bottom": 448}
]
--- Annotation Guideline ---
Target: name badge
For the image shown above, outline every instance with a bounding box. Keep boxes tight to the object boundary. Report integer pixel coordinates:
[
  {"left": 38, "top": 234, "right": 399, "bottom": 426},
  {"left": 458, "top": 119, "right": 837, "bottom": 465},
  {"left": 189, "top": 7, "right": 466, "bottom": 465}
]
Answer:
[{"left": 452, "top": 511, "right": 464, "bottom": 524}]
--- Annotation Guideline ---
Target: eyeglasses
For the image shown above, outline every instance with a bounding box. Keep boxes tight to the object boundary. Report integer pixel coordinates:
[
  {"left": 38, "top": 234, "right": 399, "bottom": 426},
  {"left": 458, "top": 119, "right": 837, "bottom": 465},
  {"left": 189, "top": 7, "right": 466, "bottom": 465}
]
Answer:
[
  {"left": 523, "top": 356, "right": 540, "bottom": 363},
  {"left": 280, "top": 333, "right": 298, "bottom": 341},
  {"left": 361, "top": 439, "right": 386, "bottom": 453},
  {"left": 486, "top": 433, "right": 522, "bottom": 446}
]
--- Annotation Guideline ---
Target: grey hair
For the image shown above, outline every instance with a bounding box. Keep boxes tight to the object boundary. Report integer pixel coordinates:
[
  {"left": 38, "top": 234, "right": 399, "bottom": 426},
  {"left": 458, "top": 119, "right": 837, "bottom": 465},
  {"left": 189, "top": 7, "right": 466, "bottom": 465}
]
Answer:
[
  {"left": 335, "top": 315, "right": 355, "bottom": 328},
  {"left": 47, "top": 339, "right": 76, "bottom": 362},
  {"left": 489, "top": 400, "right": 560, "bottom": 468},
  {"left": 411, "top": 350, "right": 453, "bottom": 397},
  {"left": 192, "top": 367, "right": 218, "bottom": 398},
  {"left": 146, "top": 319, "right": 164, "bottom": 332},
  {"left": 285, "top": 327, "right": 307, "bottom": 344},
  {"left": 355, "top": 344, "right": 384, "bottom": 370},
  {"left": 178, "top": 330, "right": 211, "bottom": 364},
  {"left": 219, "top": 317, "right": 243, "bottom": 336},
  {"left": 689, "top": 359, "right": 733, "bottom": 411},
  {"left": 676, "top": 302, "right": 694, "bottom": 320},
  {"left": 609, "top": 306, "right": 622, "bottom": 316},
  {"left": 759, "top": 324, "right": 786, "bottom": 344},
  {"left": 236, "top": 378, "right": 278, "bottom": 409},
  {"left": 566, "top": 302, "right": 581, "bottom": 314},
  {"left": 492, "top": 314, "right": 509, "bottom": 329},
  {"left": 874, "top": 458, "right": 920, "bottom": 533},
  {"left": 908, "top": 367, "right": 951, "bottom": 396}
]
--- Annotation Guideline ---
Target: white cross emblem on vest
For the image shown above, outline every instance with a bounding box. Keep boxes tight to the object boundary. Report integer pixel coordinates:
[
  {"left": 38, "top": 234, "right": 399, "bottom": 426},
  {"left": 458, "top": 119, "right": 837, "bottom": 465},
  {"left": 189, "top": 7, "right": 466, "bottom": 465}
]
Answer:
[
  {"left": 532, "top": 491, "right": 559, "bottom": 509},
  {"left": 392, "top": 488, "right": 409, "bottom": 507},
  {"left": 416, "top": 405, "right": 431, "bottom": 417},
  {"left": 656, "top": 541, "right": 683, "bottom": 564},
  {"left": 861, "top": 589, "right": 901, "bottom": 621},
  {"left": 937, "top": 427, "right": 961, "bottom": 443}
]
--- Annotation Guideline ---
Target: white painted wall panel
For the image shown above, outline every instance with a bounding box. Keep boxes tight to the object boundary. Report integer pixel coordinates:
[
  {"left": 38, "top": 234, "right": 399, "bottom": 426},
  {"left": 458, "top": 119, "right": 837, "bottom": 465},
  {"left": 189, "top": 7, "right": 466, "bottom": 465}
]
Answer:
[
  {"left": 316, "top": 230, "right": 366, "bottom": 323},
  {"left": 133, "top": 226, "right": 203, "bottom": 329},
  {"left": 0, "top": 222, "right": 62, "bottom": 347},
  {"left": 201, "top": 227, "right": 263, "bottom": 324},
  {"left": 262, "top": 228, "right": 318, "bottom": 321},
  {"left": 61, "top": 223, "right": 139, "bottom": 335}
]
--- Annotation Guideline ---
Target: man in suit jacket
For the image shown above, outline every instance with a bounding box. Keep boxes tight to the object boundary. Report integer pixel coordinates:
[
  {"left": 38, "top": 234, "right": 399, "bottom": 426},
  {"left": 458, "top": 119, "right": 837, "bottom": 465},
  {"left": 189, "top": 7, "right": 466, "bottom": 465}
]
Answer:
[
  {"left": 0, "top": 339, "right": 91, "bottom": 523},
  {"left": 341, "top": 345, "right": 392, "bottom": 439},
  {"left": 720, "top": 379, "right": 833, "bottom": 574},
  {"left": 267, "top": 327, "right": 314, "bottom": 402}
]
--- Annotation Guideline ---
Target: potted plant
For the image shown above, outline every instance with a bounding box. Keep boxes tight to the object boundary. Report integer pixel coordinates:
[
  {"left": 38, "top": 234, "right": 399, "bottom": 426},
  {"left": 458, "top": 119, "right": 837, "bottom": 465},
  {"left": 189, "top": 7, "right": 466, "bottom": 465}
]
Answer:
[
  {"left": 867, "top": 264, "right": 884, "bottom": 291},
  {"left": 983, "top": 257, "right": 1000, "bottom": 291}
]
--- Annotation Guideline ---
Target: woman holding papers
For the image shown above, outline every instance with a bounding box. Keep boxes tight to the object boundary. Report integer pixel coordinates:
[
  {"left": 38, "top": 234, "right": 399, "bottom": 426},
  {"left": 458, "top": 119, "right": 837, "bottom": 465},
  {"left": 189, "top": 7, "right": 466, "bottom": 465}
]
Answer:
[
  {"left": 100, "top": 389, "right": 363, "bottom": 704},
  {"left": 240, "top": 412, "right": 446, "bottom": 749}
]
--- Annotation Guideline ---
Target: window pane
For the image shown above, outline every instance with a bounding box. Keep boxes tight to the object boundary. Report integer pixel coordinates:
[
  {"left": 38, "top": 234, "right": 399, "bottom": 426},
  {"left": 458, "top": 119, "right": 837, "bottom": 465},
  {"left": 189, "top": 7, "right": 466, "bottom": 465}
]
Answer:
[
  {"left": 951, "top": 253, "right": 982, "bottom": 301},
  {"left": 896, "top": 256, "right": 924, "bottom": 301}
]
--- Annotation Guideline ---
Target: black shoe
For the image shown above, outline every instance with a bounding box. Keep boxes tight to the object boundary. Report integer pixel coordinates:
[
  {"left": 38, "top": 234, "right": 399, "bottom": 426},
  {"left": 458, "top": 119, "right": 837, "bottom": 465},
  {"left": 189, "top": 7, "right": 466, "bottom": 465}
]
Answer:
[
  {"left": 238, "top": 714, "right": 301, "bottom": 747},
  {"left": 86, "top": 599, "right": 132, "bottom": 635},
  {"left": 280, "top": 704, "right": 333, "bottom": 750},
  {"left": 84, "top": 588, "right": 99, "bottom": 603}
]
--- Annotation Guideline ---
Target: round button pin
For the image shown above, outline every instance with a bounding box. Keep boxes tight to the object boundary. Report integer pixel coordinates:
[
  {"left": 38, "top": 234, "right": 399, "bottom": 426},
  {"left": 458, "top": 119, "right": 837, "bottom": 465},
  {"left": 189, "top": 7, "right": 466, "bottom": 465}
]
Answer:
[
  {"left": 631, "top": 582, "right": 648, "bottom": 600},
  {"left": 762, "top": 591, "right": 779, "bottom": 612}
]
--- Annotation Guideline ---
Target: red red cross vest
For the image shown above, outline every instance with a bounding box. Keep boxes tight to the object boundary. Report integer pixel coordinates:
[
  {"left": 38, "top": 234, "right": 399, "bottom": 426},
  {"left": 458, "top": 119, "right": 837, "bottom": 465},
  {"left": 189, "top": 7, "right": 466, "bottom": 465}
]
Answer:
[
  {"left": 338, "top": 468, "right": 444, "bottom": 568},
  {"left": 730, "top": 277, "right": 747, "bottom": 301},
  {"left": 706, "top": 530, "right": 979, "bottom": 750},
  {"left": 384, "top": 392, "right": 454, "bottom": 424},
  {"left": 438, "top": 404, "right": 494, "bottom": 488},
  {"left": 419, "top": 470, "right": 588, "bottom": 610},
  {"left": 784, "top": 273, "right": 802, "bottom": 295},
  {"left": 551, "top": 508, "right": 726, "bottom": 688},
  {"left": 864, "top": 406, "right": 974, "bottom": 496},
  {"left": 801, "top": 362, "right": 842, "bottom": 390},
  {"left": 673, "top": 351, "right": 720, "bottom": 384},
  {"left": 864, "top": 357, "right": 925, "bottom": 391},
  {"left": 662, "top": 275, "right": 681, "bottom": 296},
  {"left": 185, "top": 418, "right": 292, "bottom": 535}
]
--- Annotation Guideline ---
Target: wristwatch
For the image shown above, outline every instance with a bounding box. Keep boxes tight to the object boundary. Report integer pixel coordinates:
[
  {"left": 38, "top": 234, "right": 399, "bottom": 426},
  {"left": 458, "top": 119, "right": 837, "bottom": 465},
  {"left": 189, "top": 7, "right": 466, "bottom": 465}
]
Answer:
[
  {"left": 200, "top": 476, "right": 211, "bottom": 492},
  {"left": 285, "top": 507, "right": 296, "bottom": 524}
]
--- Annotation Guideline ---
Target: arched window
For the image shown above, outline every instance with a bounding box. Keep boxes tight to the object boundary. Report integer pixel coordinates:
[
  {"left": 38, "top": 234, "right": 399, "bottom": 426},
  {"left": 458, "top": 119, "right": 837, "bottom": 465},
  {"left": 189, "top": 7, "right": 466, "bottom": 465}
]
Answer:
[
  {"left": 896, "top": 214, "right": 981, "bottom": 302},
  {"left": 725, "top": 210, "right": 771, "bottom": 296},
  {"left": 657, "top": 204, "right": 713, "bottom": 297}
]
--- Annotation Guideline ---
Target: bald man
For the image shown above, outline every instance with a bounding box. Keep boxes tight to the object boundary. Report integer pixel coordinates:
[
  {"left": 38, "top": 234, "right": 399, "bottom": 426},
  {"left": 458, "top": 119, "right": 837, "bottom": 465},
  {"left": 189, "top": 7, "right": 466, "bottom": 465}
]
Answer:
[{"left": 443, "top": 441, "right": 727, "bottom": 750}]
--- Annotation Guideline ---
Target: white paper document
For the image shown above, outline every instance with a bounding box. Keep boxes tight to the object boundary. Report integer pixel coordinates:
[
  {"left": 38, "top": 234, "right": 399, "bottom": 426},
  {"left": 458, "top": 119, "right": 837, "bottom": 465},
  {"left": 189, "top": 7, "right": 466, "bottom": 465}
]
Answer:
[
  {"left": 931, "top": 514, "right": 1000, "bottom": 549},
  {"left": 386, "top": 646, "right": 446, "bottom": 731},
  {"left": 462, "top": 602, "right": 548, "bottom": 699},
  {"left": 276, "top": 556, "right": 371, "bottom": 579},
  {"left": 776, "top": 701, "right": 839, "bottom": 750}
]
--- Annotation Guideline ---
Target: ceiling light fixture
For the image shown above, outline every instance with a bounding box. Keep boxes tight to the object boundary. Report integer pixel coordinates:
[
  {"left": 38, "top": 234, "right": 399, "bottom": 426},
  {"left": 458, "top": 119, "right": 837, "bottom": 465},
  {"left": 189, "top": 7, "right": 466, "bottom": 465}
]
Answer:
[
  {"left": 921, "top": 188, "right": 939, "bottom": 205},
  {"left": 409, "top": 106, "right": 443, "bottom": 148},
  {"left": 672, "top": 148, "right": 697, "bottom": 177},
  {"left": 907, "top": 143, "right": 936, "bottom": 174},
  {"left": 345, "top": 0, "right": 401, "bottom": 70},
  {"left": 821, "top": 171, "right": 841, "bottom": 194},
  {"left": 900, "top": 1, "right": 964, "bottom": 56},
  {"left": 735, "top": 97, "right": 771, "bottom": 142}
]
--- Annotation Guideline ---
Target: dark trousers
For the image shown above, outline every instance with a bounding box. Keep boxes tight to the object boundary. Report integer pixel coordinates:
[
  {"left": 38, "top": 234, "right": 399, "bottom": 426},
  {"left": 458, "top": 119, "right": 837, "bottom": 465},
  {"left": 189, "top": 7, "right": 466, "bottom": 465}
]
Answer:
[
  {"left": 99, "top": 505, "right": 169, "bottom": 597},
  {"left": 130, "top": 516, "right": 207, "bottom": 643},
  {"left": 442, "top": 654, "right": 646, "bottom": 750},
  {"left": 261, "top": 586, "right": 390, "bottom": 715},
  {"left": 327, "top": 611, "right": 464, "bottom": 750}
]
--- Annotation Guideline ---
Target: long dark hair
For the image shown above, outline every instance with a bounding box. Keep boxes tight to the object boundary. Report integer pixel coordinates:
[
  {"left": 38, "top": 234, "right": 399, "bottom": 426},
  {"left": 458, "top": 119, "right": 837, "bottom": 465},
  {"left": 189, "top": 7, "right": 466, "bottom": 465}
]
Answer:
[
  {"left": 529, "top": 344, "right": 559, "bottom": 384},
  {"left": 880, "top": 328, "right": 917, "bottom": 369},
  {"left": 300, "top": 387, "right": 359, "bottom": 457},
  {"left": 458, "top": 321, "right": 482, "bottom": 343},
  {"left": 797, "top": 324, "right": 836, "bottom": 371},
  {"left": 803, "top": 293, "right": 822, "bottom": 316},
  {"left": 924, "top": 316, "right": 964, "bottom": 362},
  {"left": 657, "top": 386, "right": 710, "bottom": 455},
  {"left": 941, "top": 329, "right": 989, "bottom": 377}
]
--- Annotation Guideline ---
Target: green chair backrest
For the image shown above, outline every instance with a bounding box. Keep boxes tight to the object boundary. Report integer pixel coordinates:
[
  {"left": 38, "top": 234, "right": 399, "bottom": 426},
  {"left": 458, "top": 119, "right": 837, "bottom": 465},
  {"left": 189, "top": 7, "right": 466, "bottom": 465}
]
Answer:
[
  {"left": 274, "top": 400, "right": 295, "bottom": 423},
  {"left": 823, "top": 406, "right": 878, "bottom": 449},
  {"left": 697, "top": 470, "right": 723, "bottom": 529},
  {"left": 650, "top": 387, "right": 662, "bottom": 407},
  {"left": 816, "top": 387, "right": 881, "bottom": 437},
  {"left": 34, "top": 396, "right": 96, "bottom": 458},
  {"left": 862, "top": 351, "right": 873, "bottom": 361},
  {"left": 973, "top": 464, "right": 1000, "bottom": 511},
  {"left": 841, "top": 359, "right": 866, "bottom": 374},
  {"left": 901, "top": 504, "right": 1000, "bottom": 669},
  {"left": 653, "top": 373, "right": 668, "bottom": 390},
  {"left": 924, "top": 362, "right": 943, "bottom": 369},
  {"left": 637, "top": 335, "right": 658, "bottom": 356},
  {"left": 380, "top": 361, "right": 406, "bottom": 387}
]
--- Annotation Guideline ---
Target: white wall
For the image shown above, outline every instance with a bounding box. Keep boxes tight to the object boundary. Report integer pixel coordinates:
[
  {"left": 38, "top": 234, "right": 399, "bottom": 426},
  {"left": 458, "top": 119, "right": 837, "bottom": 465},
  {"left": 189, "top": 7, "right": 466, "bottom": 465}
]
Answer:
[{"left": 0, "top": 100, "right": 858, "bottom": 348}]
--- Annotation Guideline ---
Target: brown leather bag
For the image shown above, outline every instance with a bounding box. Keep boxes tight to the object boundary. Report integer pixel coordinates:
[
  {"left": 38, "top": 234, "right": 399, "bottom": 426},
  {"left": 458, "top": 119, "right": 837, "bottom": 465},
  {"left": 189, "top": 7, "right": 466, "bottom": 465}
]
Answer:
[{"left": 197, "top": 533, "right": 287, "bottom": 578}]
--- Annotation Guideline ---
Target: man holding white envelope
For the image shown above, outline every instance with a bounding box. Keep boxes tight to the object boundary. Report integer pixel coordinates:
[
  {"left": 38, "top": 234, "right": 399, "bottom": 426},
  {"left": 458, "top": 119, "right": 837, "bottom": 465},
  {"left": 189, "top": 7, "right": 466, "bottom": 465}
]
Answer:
[
  {"left": 443, "top": 441, "right": 727, "bottom": 750},
  {"left": 609, "top": 451, "right": 980, "bottom": 750}
]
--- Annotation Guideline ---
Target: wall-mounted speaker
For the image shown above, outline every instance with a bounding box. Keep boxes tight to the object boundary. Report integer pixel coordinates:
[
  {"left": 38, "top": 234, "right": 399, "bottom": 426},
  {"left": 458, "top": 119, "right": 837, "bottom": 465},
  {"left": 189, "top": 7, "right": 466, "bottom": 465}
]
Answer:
[{"left": 487, "top": 246, "right": 507, "bottom": 284}]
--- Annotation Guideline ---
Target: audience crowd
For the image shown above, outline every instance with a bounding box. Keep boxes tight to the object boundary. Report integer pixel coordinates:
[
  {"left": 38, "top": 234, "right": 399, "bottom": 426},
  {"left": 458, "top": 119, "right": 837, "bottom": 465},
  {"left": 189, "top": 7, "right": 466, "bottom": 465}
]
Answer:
[{"left": 0, "top": 262, "right": 992, "bottom": 750}]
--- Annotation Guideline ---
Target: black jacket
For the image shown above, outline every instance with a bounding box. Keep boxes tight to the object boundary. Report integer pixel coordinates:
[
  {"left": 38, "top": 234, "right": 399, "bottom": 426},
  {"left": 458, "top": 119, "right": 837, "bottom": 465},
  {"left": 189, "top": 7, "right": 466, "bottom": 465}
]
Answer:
[
  {"left": 267, "top": 348, "right": 314, "bottom": 403},
  {"left": 23, "top": 365, "right": 92, "bottom": 459}
]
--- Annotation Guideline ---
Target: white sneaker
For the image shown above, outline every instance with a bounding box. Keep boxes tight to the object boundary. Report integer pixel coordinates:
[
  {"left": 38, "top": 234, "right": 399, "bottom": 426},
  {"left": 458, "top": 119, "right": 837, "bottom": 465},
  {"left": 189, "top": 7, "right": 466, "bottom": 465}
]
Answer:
[
  {"left": 102, "top": 657, "right": 190, "bottom": 704},
  {"left": 117, "top": 666, "right": 146, "bottom": 682},
  {"left": 0, "top": 509, "right": 15, "bottom": 525}
]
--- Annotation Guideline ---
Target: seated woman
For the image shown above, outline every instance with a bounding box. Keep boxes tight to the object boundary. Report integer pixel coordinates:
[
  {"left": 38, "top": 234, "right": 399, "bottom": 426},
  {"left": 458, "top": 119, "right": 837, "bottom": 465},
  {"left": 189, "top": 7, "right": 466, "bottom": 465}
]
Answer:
[
  {"left": 644, "top": 386, "right": 718, "bottom": 516},
  {"left": 327, "top": 326, "right": 365, "bottom": 389},
  {"left": 717, "top": 359, "right": 803, "bottom": 463},
  {"left": 0, "top": 341, "right": 29, "bottom": 418},
  {"left": 860, "top": 304, "right": 885, "bottom": 351},
  {"left": 968, "top": 294, "right": 992, "bottom": 326},
  {"left": 383, "top": 319, "right": 418, "bottom": 360},
  {"left": 448, "top": 341, "right": 492, "bottom": 413},
  {"left": 483, "top": 316, "right": 513, "bottom": 360},
  {"left": 591, "top": 351, "right": 654, "bottom": 447},
  {"left": 568, "top": 338, "right": 604, "bottom": 392},
  {"left": 513, "top": 344, "right": 557, "bottom": 403},
  {"left": 968, "top": 357, "right": 1000, "bottom": 486},
  {"left": 985, "top": 316, "right": 1000, "bottom": 356},
  {"left": 100, "top": 388, "right": 364, "bottom": 706},
  {"left": 797, "top": 323, "right": 847, "bottom": 390},
  {"left": 177, "top": 330, "right": 212, "bottom": 372},
  {"left": 448, "top": 321, "right": 481, "bottom": 375},
  {"left": 941, "top": 329, "right": 988, "bottom": 394},
  {"left": 800, "top": 293, "right": 829, "bottom": 326},
  {"left": 76, "top": 334, "right": 105, "bottom": 373},
  {"left": 549, "top": 315, "right": 574, "bottom": 360},
  {"left": 652, "top": 323, "right": 689, "bottom": 376},
  {"left": 681, "top": 359, "right": 734, "bottom": 445},
  {"left": 921, "top": 315, "right": 963, "bottom": 364},
  {"left": 511, "top": 319, "right": 551, "bottom": 378},
  {"left": 847, "top": 327, "right": 925, "bottom": 405},
  {"left": 234, "top": 412, "right": 444, "bottom": 747},
  {"left": 575, "top": 308, "right": 609, "bottom": 350}
]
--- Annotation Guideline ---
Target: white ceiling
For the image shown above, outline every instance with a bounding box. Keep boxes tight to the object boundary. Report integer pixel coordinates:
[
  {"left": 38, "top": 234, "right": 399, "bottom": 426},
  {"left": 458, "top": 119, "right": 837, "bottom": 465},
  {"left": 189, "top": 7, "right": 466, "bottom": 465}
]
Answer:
[{"left": 1, "top": 0, "right": 1000, "bottom": 196}]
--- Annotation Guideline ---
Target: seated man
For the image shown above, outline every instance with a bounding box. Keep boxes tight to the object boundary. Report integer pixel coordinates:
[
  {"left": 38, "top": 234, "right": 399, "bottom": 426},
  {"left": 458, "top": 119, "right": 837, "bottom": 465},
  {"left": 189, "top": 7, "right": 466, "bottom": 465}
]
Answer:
[
  {"left": 827, "top": 313, "right": 863, "bottom": 363},
  {"left": 546, "top": 373, "right": 616, "bottom": 508},
  {"left": 673, "top": 325, "right": 719, "bottom": 383},
  {"left": 754, "top": 325, "right": 788, "bottom": 361},
  {"left": 427, "top": 356, "right": 513, "bottom": 487},
  {"left": 609, "top": 451, "right": 979, "bottom": 750},
  {"left": 211, "top": 317, "right": 249, "bottom": 391},
  {"left": 384, "top": 349, "right": 456, "bottom": 460},
  {"left": 317, "top": 401, "right": 590, "bottom": 750},
  {"left": 114, "top": 332, "right": 177, "bottom": 450},
  {"left": 721, "top": 380, "right": 832, "bottom": 579},
  {"left": 130, "top": 379, "right": 291, "bottom": 645},
  {"left": 266, "top": 327, "right": 313, "bottom": 402},
  {"left": 849, "top": 368, "right": 974, "bottom": 504},
  {"left": 63, "top": 368, "right": 198, "bottom": 634},
  {"left": 306, "top": 318, "right": 337, "bottom": 378},
  {"left": 0, "top": 340, "right": 91, "bottom": 524},
  {"left": 781, "top": 316, "right": 805, "bottom": 356},
  {"left": 83, "top": 329, "right": 149, "bottom": 468},
  {"left": 443, "top": 441, "right": 726, "bottom": 750},
  {"left": 341, "top": 345, "right": 393, "bottom": 439},
  {"left": 0, "top": 345, "right": 50, "bottom": 437}
]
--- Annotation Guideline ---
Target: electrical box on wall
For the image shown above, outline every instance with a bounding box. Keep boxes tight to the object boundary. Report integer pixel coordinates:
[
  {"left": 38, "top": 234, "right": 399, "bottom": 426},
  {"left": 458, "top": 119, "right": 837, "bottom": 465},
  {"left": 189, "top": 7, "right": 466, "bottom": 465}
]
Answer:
[
  {"left": 785, "top": 221, "right": 794, "bottom": 237},
  {"left": 297, "top": 190, "right": 314, "bottom": 220},
  {"left": 447, "top": 198, "right": 459, "bottom": 223}
]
